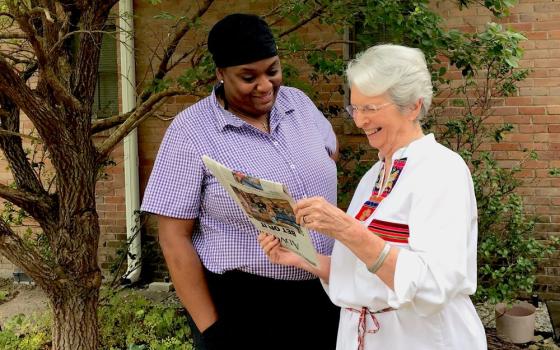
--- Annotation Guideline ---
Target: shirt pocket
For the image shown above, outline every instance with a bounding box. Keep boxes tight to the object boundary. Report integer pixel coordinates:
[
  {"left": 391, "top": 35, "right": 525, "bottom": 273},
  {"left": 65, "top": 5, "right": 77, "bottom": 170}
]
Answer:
[{"left": 202, "top": 176, "right": 249, "bottom": 225}]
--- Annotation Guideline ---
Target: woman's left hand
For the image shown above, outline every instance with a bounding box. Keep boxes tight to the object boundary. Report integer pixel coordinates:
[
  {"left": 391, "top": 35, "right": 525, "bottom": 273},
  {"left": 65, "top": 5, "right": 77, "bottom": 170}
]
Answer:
[{"left": 294, "top": 196, "right": 356, "bottom": 239}]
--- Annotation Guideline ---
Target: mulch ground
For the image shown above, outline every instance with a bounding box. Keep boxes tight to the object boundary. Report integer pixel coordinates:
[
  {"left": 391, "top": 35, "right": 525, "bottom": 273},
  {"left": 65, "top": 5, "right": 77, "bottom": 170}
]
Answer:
[
  {"left": 486, "top": 328, "right": 560, "bottom": 349},
  {"left": 487, "top": 328, "right": 526, "bottom": 349}
]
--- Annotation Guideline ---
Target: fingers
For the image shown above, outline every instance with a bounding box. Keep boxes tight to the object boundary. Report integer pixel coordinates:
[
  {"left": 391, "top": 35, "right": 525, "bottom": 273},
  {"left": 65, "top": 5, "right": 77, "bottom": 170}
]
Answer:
[
  {"left": 294, "top": 196, "right": 332, "bottom": 225},
  {"left": 257, "top": 232, "right": 267, "bottom": 242},
  {"left": 257, "top": 232, "right": 280, "bottom": 256},
  {"left": 294, "top": 197, "right": 320, "bottom": 224},
  {"left": 294, "top": 196, "right": 321, "bottom": 212}
]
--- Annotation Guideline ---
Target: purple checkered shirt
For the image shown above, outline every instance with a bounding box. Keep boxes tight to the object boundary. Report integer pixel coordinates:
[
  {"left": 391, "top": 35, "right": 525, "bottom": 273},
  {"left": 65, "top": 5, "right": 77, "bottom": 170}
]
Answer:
[{"left": 141, "top": 86, "right": 337, "bottom": 280}]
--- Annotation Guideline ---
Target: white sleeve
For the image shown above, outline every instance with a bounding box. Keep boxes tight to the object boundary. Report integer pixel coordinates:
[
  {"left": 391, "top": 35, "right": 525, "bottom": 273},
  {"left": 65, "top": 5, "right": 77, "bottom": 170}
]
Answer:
[{"left": 387, "top": 160, "right": 477, "bottom": 316}]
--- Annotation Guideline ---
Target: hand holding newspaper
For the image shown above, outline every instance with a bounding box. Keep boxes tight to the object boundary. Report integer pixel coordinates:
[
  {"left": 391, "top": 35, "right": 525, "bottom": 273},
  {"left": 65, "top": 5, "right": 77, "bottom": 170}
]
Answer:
[{"left": 202, "top": 155, "right": 319, "bottom": 267}]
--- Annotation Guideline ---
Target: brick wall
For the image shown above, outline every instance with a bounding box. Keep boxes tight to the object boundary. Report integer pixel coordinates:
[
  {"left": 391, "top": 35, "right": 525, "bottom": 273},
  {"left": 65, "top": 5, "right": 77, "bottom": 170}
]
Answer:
[
  {"left": 4, "top": 0, "right": 556, "bottom": 299},
  {"left": 135, "top": 0, "right": 560, "bottom": 297},
  {"left": 431, "top": 0, "right": 560, "bottom": 299}
]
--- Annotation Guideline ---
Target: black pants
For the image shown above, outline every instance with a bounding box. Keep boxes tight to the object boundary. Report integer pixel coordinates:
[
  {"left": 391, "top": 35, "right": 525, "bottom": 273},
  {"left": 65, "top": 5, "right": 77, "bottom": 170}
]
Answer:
[{"left": 193, "top": 269, "right": 340, "bottom": 350}]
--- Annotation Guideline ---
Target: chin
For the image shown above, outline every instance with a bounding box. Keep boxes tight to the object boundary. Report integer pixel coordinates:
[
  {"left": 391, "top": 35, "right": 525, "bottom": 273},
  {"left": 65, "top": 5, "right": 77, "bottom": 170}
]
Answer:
[
  {"left": 367, "top": 136, "right": 380, "bottom": 149},
  {"left": 258, "top": 100, "right": 276, "bottom": 113}
]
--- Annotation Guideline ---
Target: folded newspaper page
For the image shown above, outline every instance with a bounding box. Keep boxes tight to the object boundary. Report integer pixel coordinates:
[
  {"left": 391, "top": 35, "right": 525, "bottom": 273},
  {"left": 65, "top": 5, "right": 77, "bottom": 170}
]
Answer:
[{"left": 202, "top": 155, "right": 319, "bottom": 267}]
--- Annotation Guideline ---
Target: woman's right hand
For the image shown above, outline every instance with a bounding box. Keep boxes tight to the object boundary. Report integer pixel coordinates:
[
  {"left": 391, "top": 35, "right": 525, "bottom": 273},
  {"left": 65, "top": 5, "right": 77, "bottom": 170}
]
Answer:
[{"left": 257, "top": 232, "right": 305, "bottom": 268}]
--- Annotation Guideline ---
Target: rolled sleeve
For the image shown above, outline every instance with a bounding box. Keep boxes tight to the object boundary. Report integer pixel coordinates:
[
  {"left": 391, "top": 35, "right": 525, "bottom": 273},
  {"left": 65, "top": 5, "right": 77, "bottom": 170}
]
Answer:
[
  {"left": 292, "top": 88, "right": 337, "bottom": 156},
  {"left": 314, "top": 110, "right": 337, "bottom": 156},
  {"left": 387, "top": 162, "right": 476, "bottom": 316},
  {"left": 141, "top": 124, "right": 203, "bottom": 219}
]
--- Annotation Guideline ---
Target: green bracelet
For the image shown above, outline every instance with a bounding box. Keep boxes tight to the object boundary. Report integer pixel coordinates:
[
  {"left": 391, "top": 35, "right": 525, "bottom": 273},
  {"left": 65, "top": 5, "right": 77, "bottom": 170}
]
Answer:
[{"left": 367, "top": 242, "right": 391, "bottom": 274}]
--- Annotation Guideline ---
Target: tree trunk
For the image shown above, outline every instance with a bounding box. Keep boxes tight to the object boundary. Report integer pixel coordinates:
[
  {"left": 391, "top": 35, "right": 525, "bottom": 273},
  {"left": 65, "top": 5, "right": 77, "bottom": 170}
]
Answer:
[
  {"left": 50, "top": 288, "right": 100, "bottom": 350},
  {"left": 47, "top": 154, "right": 102, "bottom": 350}
]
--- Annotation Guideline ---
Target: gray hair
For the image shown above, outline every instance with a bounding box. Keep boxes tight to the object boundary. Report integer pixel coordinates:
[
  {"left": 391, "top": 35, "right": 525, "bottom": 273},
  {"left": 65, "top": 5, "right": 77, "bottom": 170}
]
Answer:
[{"left": 346, "top": 44, "right": 433, "bottom": 121}]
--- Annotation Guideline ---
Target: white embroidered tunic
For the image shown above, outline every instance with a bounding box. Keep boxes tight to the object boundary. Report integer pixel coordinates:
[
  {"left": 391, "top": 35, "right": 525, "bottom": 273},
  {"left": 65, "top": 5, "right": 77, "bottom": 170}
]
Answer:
[{"left": 327, "top": 134, "right": 487, "bottom": 350}]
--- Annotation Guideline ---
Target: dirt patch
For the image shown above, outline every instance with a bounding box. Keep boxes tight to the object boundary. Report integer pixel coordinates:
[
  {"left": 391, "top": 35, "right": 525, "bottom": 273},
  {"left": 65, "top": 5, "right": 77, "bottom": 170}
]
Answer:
[
  {"left": 0, "top": 278, "right": 19, "bottom": 306},
  {"left": 0, "top": 280, "right": 49, "bottom": 326}
]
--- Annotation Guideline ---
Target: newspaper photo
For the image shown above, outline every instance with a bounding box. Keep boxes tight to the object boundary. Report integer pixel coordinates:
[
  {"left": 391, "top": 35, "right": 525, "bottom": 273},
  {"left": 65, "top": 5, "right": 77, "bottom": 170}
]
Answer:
[{"left": 202, "top": 155, "right": 319, "bottom": 267}]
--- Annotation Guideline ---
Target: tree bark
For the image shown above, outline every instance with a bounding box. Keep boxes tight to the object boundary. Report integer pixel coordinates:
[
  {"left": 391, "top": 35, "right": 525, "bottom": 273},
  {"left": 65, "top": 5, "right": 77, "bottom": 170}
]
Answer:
[{"left": 50, "top": 287, "right": 100, "bottom": 350}]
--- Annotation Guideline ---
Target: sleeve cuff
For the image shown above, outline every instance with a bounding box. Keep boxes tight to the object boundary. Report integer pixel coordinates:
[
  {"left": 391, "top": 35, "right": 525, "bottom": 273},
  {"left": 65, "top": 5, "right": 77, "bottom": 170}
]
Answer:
[{"left": 387, "top": 248, "right": 424, "bottom": 308}]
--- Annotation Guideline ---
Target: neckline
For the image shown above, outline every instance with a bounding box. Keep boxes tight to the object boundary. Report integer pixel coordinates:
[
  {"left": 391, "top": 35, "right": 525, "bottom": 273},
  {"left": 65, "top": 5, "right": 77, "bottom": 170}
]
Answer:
[
  {"left": 214, "top": 86, "right": 271, "bottom": 133},
  {"left": 379, "top": 133, "right": 431, "bottom": 162}
]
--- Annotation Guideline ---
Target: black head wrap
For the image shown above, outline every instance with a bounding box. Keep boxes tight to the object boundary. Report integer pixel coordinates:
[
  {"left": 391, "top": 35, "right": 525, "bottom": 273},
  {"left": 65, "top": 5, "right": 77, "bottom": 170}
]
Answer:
[{"left": 208, "top": 13, "right": 278, "bottom": 68}]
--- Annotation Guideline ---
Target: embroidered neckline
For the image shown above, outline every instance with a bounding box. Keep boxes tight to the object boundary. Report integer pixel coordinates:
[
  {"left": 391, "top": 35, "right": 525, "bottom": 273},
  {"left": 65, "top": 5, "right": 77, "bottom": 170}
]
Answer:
[{"left": 354, "top": 157, "right": 407, "bottom": 223}]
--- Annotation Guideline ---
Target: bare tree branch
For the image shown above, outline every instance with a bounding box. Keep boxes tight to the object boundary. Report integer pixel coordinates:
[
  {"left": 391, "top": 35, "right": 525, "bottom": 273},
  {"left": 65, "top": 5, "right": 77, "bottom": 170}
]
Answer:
[
  {"left": 320, "top": 40, "right": 355, "bottom": 50},
  {"left": 0, "top": 183, "right": 53, "bottom": 217},
  {"left": 20, "top": 61, "right": 38, "bottom": 80},
  {"left": 0, "top": 11, "right": 15, "bottom": 19},
  {"left": 0, "top": 33, "right": 26, "bottom": 39},
  {"left": 0, "top": 64, "right": 47, "bottom": 197},
  {"left": 278, "top": 6, "right": 325, "bottom": 38},
  {"left": 140, "top": 0, "right": 214, "bottom": 102},
  {"left": 0, "top": 56, "right": 58, "bottom": 142},
  {"left": 261, "top": 2, "right": 286, "bottom": 19},
  {"left": 91, "top": 111, "right": 132, "bottom": 134},
  {"left": 0, "top": 218, "right": 57, "bottom": 285},
  {"left": 97, "top": 88, "right": 186, "bottom": 158},
  {"left": 70, "top": 6, "right": 111, "bottom": 111},
  {"left": 166, "top": 45, "right": 200, "bottom": 72},
  {"left": 0, "top": 51, "right": 35, "bottom": 65},
  {"left": 44, "top": 68, "right": 83, "bottom": 111},
  {"left": 8, "top": 3, "right": 83, "bottom": 113},
  {"left": 49, "top": 29, "right": 117, "bottom": 56},
  {"left": 128, "top": 96, "right": 169, "bottom": 132},
  {"left": 7, "top": 2, "right": 49, "bottom": 66},
  {"left": 29, "top": 6, "right": 55, "bottom": 23},
  {"left": 0, "top": 129, "right": 40, "bottom": 141}
]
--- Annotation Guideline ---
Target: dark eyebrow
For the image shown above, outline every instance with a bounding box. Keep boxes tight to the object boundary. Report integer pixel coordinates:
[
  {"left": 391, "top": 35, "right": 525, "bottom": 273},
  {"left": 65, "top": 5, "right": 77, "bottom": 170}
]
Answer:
[{"left": 238, "top": 60, "right": 280, "bottom": 72}]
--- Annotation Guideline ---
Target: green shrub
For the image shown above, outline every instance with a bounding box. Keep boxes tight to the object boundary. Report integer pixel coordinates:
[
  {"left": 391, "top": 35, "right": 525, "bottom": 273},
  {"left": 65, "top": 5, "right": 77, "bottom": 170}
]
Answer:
[
  {"left": 0, "top": 290, "right": 9, "bottom": 303},
  {"left": 471, "top": 152, "right": 560, "bottom": 303},
  {"left": 0, "top": 288, "right": 194, "bottom": 350},
  {"left": 99, "top": 289, "right": 193, "bottom": 350},
  {"left": 333, "top": 3, "right": 559, "bottom": 304},
  {"left": 0, "top": 312, "right": 52, "bottom": 350}
]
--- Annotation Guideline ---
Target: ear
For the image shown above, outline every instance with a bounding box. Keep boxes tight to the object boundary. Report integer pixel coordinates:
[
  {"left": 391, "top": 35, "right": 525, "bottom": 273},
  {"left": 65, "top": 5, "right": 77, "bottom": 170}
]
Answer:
[
  {"left": 407, "top": 98, "right": 423, "bottom": 121},
  {"left": 216, "top": 68, "right": 224, "bottom": 82}
]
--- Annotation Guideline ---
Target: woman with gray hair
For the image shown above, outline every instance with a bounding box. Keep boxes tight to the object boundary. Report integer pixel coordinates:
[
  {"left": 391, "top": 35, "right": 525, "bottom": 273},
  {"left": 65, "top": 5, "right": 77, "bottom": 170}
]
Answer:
[{"left": 259, "top": 44, "right": 487, "bottom": 349}]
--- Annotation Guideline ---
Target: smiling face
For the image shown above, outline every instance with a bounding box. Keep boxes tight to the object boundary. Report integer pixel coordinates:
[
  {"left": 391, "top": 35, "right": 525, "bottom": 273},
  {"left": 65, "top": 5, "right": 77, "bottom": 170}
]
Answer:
[
  {"left": 350, "top": 85, "right": 422, "bottom": 158},
  {"left": 217, "top": 56, "right": 282, "bottom": 120}
]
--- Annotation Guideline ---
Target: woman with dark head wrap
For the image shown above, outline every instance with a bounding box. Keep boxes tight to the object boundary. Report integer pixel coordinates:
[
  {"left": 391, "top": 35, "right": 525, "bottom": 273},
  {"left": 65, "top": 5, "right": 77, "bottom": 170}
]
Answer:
[{"left": 142, "top": 13, "right": 340, "bottom": 350}]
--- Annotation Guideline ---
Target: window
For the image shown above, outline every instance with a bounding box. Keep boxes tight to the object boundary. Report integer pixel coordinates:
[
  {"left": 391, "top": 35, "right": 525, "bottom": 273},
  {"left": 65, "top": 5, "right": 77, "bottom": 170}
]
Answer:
[{"left": 93, "top": 23, "right": 118, "bottom": 119}]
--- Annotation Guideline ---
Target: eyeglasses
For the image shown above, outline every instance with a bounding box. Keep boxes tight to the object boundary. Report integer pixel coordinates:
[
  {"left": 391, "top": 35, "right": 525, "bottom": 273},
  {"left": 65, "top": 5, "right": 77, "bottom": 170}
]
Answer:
[{"left": 344, "top": 102, "right": 393, "bottom": 119}]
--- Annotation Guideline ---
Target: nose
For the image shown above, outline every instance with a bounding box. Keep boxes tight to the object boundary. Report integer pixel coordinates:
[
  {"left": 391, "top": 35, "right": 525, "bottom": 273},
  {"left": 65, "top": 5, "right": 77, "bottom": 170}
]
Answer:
[
  {"left": 256, "top": 75, "right": 273, "bottom": 92},
  {"left": 352, "top": 110, "right": 369, "bottom": 129}
]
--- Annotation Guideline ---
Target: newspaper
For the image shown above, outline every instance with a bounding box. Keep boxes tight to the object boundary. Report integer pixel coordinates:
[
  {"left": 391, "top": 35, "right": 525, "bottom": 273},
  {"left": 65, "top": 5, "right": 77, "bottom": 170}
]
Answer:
[{"left": 202, "top": 155, "right": 319, "bottom": 267}]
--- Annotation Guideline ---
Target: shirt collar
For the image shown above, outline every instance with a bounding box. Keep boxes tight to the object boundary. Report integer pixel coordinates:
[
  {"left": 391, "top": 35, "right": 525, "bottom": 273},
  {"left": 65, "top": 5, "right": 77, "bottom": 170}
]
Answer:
[{"left": 210, "top": 85, "right": 295, "bottom": 132}]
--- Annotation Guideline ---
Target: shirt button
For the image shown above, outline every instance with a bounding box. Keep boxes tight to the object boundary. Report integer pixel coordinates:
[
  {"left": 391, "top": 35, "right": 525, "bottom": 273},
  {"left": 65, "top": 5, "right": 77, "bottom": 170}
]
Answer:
[
  {"left": 290, "top": 164, "right": 296, "bottom": 170},
  {"left": 273, "top": 141, "right": 279, "bottom": 146}
]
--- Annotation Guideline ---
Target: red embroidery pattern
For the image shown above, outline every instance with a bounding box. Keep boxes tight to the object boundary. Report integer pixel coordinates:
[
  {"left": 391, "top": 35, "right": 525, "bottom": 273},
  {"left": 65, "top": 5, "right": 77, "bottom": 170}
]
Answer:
[
  {"left": 354, "top": 158, "right": 407, "bottom": 222},
  {"left": 367, "top": 219, "right": 409, "bottom": 244}
]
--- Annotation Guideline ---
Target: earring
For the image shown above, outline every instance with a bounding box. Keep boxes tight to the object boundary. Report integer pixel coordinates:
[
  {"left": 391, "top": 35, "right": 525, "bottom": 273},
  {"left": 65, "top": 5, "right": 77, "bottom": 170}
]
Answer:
[{"left": 220, "top": 80, "right": 224, "bottom": 84}]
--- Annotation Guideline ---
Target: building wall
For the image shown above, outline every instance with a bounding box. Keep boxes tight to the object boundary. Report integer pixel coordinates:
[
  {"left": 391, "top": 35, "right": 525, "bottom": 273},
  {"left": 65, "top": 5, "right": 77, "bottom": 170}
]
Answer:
[
  {"left": 431, "top": 0, "right": 560, "bottom": 300},
  {"left": 2, "top": 0, "right": 557, "bottom": 298},
  {"left": 134, "top": 0, "right": 560, "bottom": 296}
]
